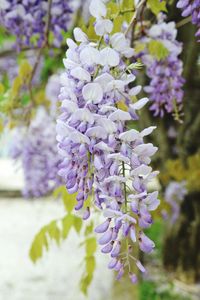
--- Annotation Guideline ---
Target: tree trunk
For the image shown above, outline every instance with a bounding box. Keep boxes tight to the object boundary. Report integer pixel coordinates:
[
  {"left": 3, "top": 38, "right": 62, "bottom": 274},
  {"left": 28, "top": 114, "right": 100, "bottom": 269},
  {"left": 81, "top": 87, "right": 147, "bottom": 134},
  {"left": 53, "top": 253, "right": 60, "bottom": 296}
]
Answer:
[{"left": 163, "top": 192, "right": 200, "bottom": 283}]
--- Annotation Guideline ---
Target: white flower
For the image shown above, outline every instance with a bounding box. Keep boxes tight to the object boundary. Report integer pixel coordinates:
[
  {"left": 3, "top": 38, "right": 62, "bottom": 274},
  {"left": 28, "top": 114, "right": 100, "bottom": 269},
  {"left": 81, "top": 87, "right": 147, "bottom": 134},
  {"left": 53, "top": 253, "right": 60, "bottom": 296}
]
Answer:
[
  {"left": 61, "top": 100, "right": 78, "bottom": 112},
  {"left": 100, "top": 47, "right": 120, "bottom": 67},
  {"left": 130, "top": 97, "right": 149, "bottom": 110},
  {"left": 71, "top": 67, "right": 91, "bottom": 82},
  {"left": 119, "top": 129, "right": 140, "bottom": 142},
  {"left": 73, "top": 27, "right": 88, "bottom": 43},
  {"left": 97, "top": 118, "right": 117, "bottom": 134},
  {"left": 110, "top": 33, "right": 134, "bottom": 58},
  {"left": 105, "top": 80, "right": 125, "bottom": 93},
  {"left": 109, "top": 109, "right": 131, "bottom": 121},
  {"left": 141, "top": 126, "right": 156, "bottom": 137},
  {"left": 0, "top": 0, "right": 10, "bottom": 9},
  {"left": 70, "top": 108, "right": 94, "bottom": 124},
  {"left": 82, "top": 83, "right": 103, "bottom": 104},
  {"left": 69, "top": 130, "right": 90, "bottom": 144},
  {"left": 89, "top": 0, "right": 107, "bottom": 19},
  {"left": 80, "top": 46, "right": 101, "bottom": 65},
  {"left": 94, "top": 73, "right": 114, "bottom": 91},
  {"left": 86, "top": 126, "right": 107, "bottom": 139},
  {"left": 129, "top": 86, "right": 142, "bottom": 96},
  {"left": 95, "top": 19, "right": 113, "bottom": 36},
  {"left": 66, "top": 38, "right": 77, "bottom": 50}
]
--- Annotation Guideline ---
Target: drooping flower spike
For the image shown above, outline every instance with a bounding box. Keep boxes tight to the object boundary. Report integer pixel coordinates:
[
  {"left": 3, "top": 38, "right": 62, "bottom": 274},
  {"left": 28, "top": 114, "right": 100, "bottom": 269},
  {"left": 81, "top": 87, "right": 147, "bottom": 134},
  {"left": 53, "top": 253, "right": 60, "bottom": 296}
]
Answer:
[
  {"left": 164, "top": 181, "right": 187, "bottom": 223},
  {"left": 0, "top": 0, "right": 77, "bottom": 48},
  {"left": 177, "top": 0, "right": 200, "bottom": 41},
  {"left": 139, "top": 14, "right": 185, "bottom": 118},
  {"left": 10, "top": 108, "right": 61, "bottom": 198},
  {"left": 57, "top": 0, "right": 159, "bottom": 282}
]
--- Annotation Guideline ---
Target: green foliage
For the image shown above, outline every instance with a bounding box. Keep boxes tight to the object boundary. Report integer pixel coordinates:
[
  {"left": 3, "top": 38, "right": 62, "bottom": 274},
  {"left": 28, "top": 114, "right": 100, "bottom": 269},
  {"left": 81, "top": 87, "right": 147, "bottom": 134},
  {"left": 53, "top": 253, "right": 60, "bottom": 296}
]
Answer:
[
  {"left": 29, "top": 212, "right": 83, "bottom": 263},
  {"left": 127, "top": 62, "right": 144, "bottom": 71},
  {"left": 121, "top": 0, "right": 134, "bottom": 22},
  {"left": 147, "top": 0, "right": 167, "bottom": 15},
  {"left": 30, "top": 187, "right": 85, "bottom": 263},
  {"left": 0, "top": 60, "right": 32, "bottom": 117},
  {"left": 139, "top": 280, "right": 191, "bottom": 300},
  {"left": 80, "top": 222, "right": 97, "bottom": 295},
  {"left": 148, "top": 40, "right": 169, "bottom": 60},
  {"left": 160, "top": 153, "right": 200, "bottom": 192},
  {"left": 54, "top": 186, "right": 77, "bottom": 213}
]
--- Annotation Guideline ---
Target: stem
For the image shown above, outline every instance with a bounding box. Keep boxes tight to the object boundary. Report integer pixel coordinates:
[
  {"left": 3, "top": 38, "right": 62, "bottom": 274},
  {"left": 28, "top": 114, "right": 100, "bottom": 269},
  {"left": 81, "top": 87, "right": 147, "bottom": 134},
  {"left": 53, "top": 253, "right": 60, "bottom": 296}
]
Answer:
[
  {"left": 125, "top": 0, "right": 147, "bottom": 37},
  {"left": 176, "top": 16, "right": 192, "bottom": 28},
  {"left": 122, "top": 161, "right": 127, "bottom": 211},
  {"left": 28, "top": 0, "right": 52, "bottom": 102}
]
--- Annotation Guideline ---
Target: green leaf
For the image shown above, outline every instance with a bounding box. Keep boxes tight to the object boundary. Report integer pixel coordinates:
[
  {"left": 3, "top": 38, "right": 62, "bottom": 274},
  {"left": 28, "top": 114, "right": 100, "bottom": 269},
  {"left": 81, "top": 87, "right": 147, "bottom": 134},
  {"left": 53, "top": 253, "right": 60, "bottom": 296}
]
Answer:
[
  {"left": 53, "top": 186, "right": 77, "bottom": 213},
  {"left": 79, "top": 235, "right": 97, "bottom": 295},
  {"left": 63, "top": 190, "right": 77, "bottom": 213},
  {"left": 62, "top": 214, "right": 74, "bottom": 239},
  {"left": 84, "top": 221, "right": 94, "bottom": 236},
  {"left": 80, "top": 273, "right": 93, "bottom": 295},
  {"left": 148, "top": 40, "right": 169, "bottom": 60},
  {"left": 21, "top": 93, "right": 30, "bottom": 106},
  {"left": 85, "top": 256, "right": 96, "bottom": 274},
  {"left": 73, "top": 216, "right": 82, "bottom": 234},
  {"left": 47, "top": 221, "right": 61, "bottom": 245},
  {"left": 147, "top": 0, "right": 167, "bottom": 15},
  {"left": 29, "top": 227, "right": 48, "bottom": 263},
  {"left": 85, "top": 237, "right": 97, "bottom": 257},
  {"left": 121, "top": 0, "right": 134, "bottom": 22}
]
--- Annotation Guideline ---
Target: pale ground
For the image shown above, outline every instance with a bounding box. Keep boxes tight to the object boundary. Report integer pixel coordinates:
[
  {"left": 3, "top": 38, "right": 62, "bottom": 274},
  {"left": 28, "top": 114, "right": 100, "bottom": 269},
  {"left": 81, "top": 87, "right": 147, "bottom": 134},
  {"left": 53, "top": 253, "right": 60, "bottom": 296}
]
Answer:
[{"left": 0, "top": 159, "right": 113, "bottom": 300}]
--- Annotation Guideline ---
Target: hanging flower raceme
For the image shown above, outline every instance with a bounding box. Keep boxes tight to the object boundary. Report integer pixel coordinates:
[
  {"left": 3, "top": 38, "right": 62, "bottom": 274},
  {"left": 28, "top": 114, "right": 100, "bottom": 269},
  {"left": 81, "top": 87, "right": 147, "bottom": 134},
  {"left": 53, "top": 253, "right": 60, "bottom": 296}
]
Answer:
[
  {"left": 0, "top": 0, "right": 77, "bottom": 48},
  {"left": 177, "top": 0, "right": 200, "bottom": 40},
  {"left": 57, "top": 0, "right": 159, "bottom": 282},
  {"left": 164, "top": 181, "right": 187, "bottom": 223},
  {"left": 139, "top": 15, "right": 185, "bottom": 117},
  {"left": 10, "top": 108, "right": 61, "bottom": 198}
]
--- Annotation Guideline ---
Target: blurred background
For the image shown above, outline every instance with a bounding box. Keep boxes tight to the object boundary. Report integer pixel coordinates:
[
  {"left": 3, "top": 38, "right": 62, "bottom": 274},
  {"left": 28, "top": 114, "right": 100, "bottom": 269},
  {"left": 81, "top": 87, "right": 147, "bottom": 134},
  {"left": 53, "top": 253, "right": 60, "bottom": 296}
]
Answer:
[{"left": 0, "top": 0, "right": 200, "bottom": 299}]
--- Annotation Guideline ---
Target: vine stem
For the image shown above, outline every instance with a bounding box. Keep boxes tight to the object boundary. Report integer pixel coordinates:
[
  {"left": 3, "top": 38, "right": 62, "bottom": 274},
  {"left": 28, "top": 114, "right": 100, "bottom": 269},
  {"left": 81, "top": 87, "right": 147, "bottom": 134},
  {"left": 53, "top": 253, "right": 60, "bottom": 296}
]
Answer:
[
  {"left": 125, "top": 0, "right": 147, "bottom": 37},
  {"left": 122, "top": 161, "right": 130, "bottom": 256},
  {"left": 176, "top": 16, "right": 192, "bottom": 28},
  {"left": 28, "top": 0, "right": 52, "bottom": 103}
]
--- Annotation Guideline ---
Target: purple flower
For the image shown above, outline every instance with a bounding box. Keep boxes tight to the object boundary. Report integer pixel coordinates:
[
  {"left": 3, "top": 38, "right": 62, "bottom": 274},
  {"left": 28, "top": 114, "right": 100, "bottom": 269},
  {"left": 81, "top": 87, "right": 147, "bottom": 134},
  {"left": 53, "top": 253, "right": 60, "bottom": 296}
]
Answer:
[
  {"left": 177, "top": 0, "right": 200, "bottom": 40},
  {"left": 165, "top": 181, "right": 187, "bottom": 223},
  {"left": 139, "top": 232, "right": 155, "bottom": 253},
  {"left": 10, "top": 108, "right": 61, "bottom": 198},
  {"left": 57, "top": 0, "right": 159, "bottom": 283},
  {"left": 0, "top": 0, "right": 77, "bottom": 48},
  {"left": 139, "top": 16, "right": 185, "bottom": 117}
]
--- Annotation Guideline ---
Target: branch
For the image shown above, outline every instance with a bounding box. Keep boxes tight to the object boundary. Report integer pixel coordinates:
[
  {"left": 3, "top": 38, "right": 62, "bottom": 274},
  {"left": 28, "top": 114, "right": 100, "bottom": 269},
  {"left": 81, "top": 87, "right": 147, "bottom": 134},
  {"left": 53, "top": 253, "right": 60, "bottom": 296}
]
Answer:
[
  {"left": 28, "top": 0, "right": 53, "bottom": 102},
  {"left": 125, "top": 0, "right": 147, "bottom": 37},
  {"left": 176, "top": 16, "right": 192, "bottom": 28}
]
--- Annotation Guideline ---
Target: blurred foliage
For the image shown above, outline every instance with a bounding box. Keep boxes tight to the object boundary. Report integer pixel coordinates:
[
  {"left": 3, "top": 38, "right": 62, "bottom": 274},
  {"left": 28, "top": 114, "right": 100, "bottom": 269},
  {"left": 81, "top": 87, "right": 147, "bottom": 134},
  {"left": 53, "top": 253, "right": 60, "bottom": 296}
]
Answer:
[
  {"left": 139, "top": 281, "right": 191, "bottom": 300},
  {"left": 147, "top": 0, "right": 167, "bottom": 16},
  {"left": 148, "top": 40, "right": 169, "bottom": 60},
  {"left": 160, "top": 153, "right": 200, "bottom": 192},
  {"left": 80, "top": 222, "right": 97, "bottom": 295},
  {"left": 29, "top": 187, "right": 84, "bottom": 263},
  {"left": 29, "top": 187, "right": 97, "bottom": 295}
]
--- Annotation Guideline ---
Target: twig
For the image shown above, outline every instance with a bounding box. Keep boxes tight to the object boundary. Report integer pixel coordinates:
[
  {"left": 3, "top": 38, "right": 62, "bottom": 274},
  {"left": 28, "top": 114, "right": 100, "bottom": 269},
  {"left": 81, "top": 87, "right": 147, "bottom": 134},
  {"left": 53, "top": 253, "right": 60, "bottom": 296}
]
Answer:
[
  {"left": 176, "top": 16, "right": 192, "bottom": 28},
  {"left": 125, "top": 0, "right": 147, "bottom": 37},
  {"left": 28, "top": 0, "right": 53, "bottom": 102}
]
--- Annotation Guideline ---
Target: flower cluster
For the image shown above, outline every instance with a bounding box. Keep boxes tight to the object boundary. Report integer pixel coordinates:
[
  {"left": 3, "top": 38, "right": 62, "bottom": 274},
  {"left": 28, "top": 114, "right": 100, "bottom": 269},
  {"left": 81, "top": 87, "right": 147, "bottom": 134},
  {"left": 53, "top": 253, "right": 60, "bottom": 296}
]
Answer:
[
  {"left": 164, "top": 181, "right": 187, "bottom": 223},
  {"left": 140, "top": 16, "right": 185, "bottom": 117},
  {"left": 177, "top": 0, "right": 200, "bottom": 40},
  {"left": 0, "top": 43, "right": 43, "bottom": 85},
  {"left": 10, "top": 108, "right": 61, "bottom": 198},
  {"left": 0, "top": 0, "right": 77, "bottom": 48},
  {"left": 57, "top": 0, "right": 159, "bottom": 282}
]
